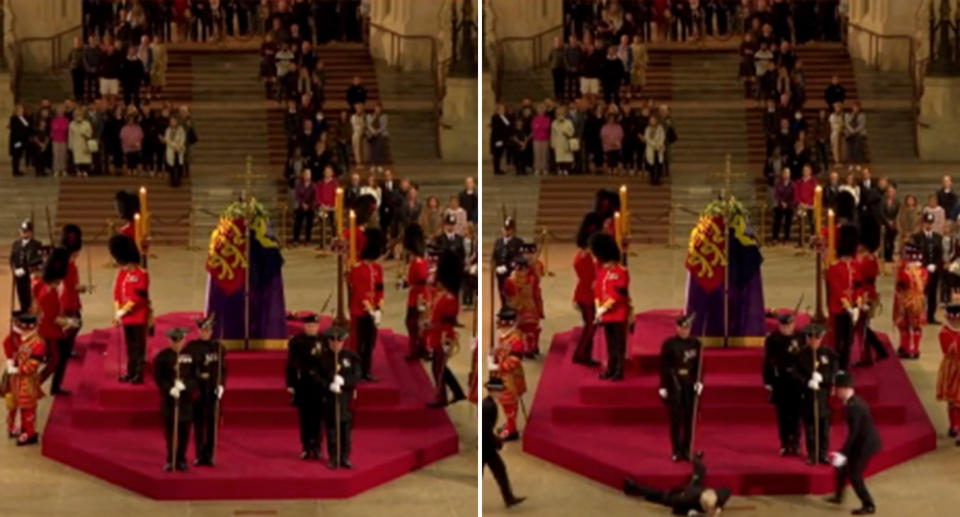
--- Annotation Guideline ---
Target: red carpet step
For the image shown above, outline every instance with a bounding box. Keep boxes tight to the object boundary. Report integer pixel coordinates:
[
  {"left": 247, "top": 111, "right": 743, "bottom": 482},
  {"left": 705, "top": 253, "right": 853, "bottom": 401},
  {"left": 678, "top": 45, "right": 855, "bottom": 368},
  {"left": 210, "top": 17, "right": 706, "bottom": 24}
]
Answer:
[
  {"left": 42, "top": 312, "right": 459, "bottom": 500},
  {"left": 522, "top": 309, "right": 936, "bottom": 495}
]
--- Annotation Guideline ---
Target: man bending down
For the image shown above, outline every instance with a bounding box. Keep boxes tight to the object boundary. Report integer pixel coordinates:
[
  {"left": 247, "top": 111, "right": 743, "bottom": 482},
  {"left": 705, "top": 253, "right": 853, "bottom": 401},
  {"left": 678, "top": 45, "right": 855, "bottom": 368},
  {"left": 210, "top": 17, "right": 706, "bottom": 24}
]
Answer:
[{"left": 623, "top": 452, "right": 731, "bottom": 516}]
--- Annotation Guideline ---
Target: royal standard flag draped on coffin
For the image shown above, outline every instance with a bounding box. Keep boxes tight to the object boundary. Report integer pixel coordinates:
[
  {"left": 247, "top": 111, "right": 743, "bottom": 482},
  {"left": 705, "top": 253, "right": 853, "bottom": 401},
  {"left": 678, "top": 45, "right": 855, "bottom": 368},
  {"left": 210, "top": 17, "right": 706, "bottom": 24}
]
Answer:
[{"left": 684, "top": 198, "right": 766, "bottom": 346}]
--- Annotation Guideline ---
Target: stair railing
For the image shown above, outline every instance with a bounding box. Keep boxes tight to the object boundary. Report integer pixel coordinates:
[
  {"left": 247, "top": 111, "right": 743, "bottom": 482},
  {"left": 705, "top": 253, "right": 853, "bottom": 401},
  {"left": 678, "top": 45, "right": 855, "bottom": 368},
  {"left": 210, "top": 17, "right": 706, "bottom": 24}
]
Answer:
[
  {"left": 847, "top": 22, "right": 922, "bottom": 158},
  {"left": 8, "top": 24, "right": 83, "bottom": 102},
  {"left": 492, "top": 24, "right": 564, "bottom": 101},
  {"left": 368, "top": 22, "right": 443, "bottom": 158}
]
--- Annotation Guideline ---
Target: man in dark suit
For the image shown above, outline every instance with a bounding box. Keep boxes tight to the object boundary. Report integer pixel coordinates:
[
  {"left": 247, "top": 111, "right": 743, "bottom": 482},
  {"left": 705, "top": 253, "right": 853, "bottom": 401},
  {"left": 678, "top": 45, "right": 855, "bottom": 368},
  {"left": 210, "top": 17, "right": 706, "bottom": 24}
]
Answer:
[
  {"left": 9, "top": 220, "right": 43, "bottom": 311},
  {"left": 490, "top": 104, "right": 511, "bottom": 175},
  {"left": 482, "top": 377, "right": 525, "bottom": 508},
  {"left": 379, "top": 169, "right": 403, "bottom": 245},
  {"left": 432, "top": 214, "right": 466, "bottom": 265},
  {"left": 624, "top": 451, "right": 731, "bottom": 515},
  {"left": 492, "top": 217, "right": 524, "bottom": 304},
  {"left": 937, "top": 175, "right": 957, "bottom": 220},
  {"left": 827, "top": 372, "right": 881, "bottom": 515},
  {"left": 911, "top": 213, "right": 944, "bottom": 324}
]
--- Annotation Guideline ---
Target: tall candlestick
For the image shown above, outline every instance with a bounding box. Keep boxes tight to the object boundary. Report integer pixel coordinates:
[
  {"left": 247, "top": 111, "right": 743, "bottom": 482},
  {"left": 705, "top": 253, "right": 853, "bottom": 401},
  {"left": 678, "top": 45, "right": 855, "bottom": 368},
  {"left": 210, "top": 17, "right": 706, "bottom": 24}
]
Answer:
[
  {"left": 335, "top": 187, "right": 344, "bottom": 236},
  {"left": 134, "top": 213, "right": 142, "bottom": 252},
  {"left": 613, "top": 211, "right": 622, "bottom": 251},
  {"left": 813, "top": 185, "right": 823, "bottom": 234},
  {"left": 619, "top": 185, "right": 628, "bottom": 237},
  {"left": 139, "top": 186, "right": 149, "bottom": 236},
  {"left": 827, "top": 209, "right": 835, "bottom": 265},
  {"left": 349, "top": 210, "right": 357, "bottom": 265}
]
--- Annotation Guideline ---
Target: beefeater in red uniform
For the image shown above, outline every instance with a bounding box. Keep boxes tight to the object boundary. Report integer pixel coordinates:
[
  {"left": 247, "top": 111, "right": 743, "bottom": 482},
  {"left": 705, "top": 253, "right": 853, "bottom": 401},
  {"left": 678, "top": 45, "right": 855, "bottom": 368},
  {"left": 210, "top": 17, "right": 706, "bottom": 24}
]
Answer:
[
  {"left": 425, "top": 250, "right": 466, "bottom": 408},
  {"left": 110, "top": 235, "right": 151, "bottom": 384},
  {"left": 591, "top": 232, "right": 631, "bottom": 381},
  {"left": 572, "top": 212, "right": 603, "bottom": 366},
  {"left": 502, "top": 255, "right": 542, "bottom": 358},
  {"left": 895, "top": 243, "right": 929, "bottom": 359},
  {"left": 53, "top": 225, "right": 85, "bottom": 395},
  {"left": 3, "top": 312, "right": 46, "bottom": 446},
  {"left": 349, "top": 227, "right": 384, "bottom": 382},
  {"left": 937, "top": 302, "right": 960, "bottom": 445},
  {"left": 401, "top": 224, "right": 430, "bottom": 361},
  {"left": 826, "top": 224, "right": 860, "bottom": 372},
  {"left": 489, "top": 307, "right": 526, "bottom": 441}
]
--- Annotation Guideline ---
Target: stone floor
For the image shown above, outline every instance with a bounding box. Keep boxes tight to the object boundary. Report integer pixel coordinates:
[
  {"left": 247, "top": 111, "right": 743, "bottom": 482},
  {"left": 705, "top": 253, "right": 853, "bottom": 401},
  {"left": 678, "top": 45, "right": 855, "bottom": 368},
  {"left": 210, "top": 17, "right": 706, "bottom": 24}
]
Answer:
[
  {"left": 0, "top": 245, "right": 477, "bottom": 517},
  {"left": 481, "top": 243, "right": 960, "bottom": 516}
]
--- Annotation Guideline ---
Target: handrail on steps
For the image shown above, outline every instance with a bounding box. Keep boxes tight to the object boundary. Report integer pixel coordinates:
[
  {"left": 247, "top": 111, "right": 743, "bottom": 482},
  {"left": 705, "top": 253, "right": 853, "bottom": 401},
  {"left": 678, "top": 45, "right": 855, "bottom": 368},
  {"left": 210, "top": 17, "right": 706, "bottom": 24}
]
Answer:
[{"left": 492, "top": 24, "right": 564, "bottom": 102}]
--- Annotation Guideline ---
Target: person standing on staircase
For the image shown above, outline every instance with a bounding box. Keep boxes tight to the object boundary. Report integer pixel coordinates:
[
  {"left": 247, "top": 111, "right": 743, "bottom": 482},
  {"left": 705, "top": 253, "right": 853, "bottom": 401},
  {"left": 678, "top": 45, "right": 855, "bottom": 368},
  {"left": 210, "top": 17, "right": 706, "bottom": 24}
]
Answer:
[{"left": 162, "top": 116, "right": 187, "bottom": 187}]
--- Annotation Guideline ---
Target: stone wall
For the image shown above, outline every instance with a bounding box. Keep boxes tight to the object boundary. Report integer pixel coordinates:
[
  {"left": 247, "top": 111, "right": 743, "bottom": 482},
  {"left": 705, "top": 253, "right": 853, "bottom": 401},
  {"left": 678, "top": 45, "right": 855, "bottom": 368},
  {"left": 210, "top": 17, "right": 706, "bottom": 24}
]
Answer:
[{"left": 847, "top": 0, "right": 927, "bottom": 72}]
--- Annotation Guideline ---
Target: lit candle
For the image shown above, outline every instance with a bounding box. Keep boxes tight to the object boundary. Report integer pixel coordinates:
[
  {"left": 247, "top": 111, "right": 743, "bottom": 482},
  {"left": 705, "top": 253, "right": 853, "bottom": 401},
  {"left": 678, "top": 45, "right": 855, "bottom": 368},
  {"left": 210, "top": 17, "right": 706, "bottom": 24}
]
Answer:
[
  {"left": 138, "top": 186, "right": 149, "bottom": 236},
  {"left": 134, "top": 213, "right": 142, "bottom": 253},
  {"left": 619, "top": 185, "right": 628, "bottom": 237},
  {"left": 813, "top": 185, "right": 823, "bottom": 235},
  {"left": 349, "top": 209, "right": 357, "bottom": 265},
  {"left": 827, "top": 209, "right": 835, "bottom": 265},
  {"left": 335, "top": 187, "right": 344, "bottom": 236},
  {"left": 613, "top": 211, "right": 622, "bottom": 252}
]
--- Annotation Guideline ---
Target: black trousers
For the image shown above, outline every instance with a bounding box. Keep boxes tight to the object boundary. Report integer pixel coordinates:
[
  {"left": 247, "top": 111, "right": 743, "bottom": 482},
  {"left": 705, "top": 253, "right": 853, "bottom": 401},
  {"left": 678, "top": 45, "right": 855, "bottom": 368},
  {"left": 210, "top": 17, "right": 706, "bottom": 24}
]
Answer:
[
  {"left": 296, "top": 391, "right": 325, "bottom": 451},
  {"left": 71, "top": 69, "right": 85, "bottom": 100},
  {"left": 552, "top": 68, "right": 565, "bottom": 100},
  {"left": 773, "top": 207, "right": 793, "bottom": 241},
  {"left": 123, "top": 324, "right": 147, "bottom": 380},
  {"left": 192, "top": 390, "right": 219, "bottom": 461},
  {"left": 492, "top": 145, "right": 506, "bottom": 175},
  {"left": 326, "top": 417, "right": 352, "bottom": 462},
  {"left": 667, "top": 384, "right": 696, "bottom": 456},
  {"left": 926, "top": 270, "right": 941, "bottom": 322},
  {"left": 834, "top": 453, "right": 875, "bottom": 507},
  {"left": 355, "top": 314, "right": 377, "bottom": 378},
  {"left": 51, "top": 334, "right": 76, "bottom": 392},
  {"left": 602, "top": 321, "right": 627, "bottom": 379},
  {"left": 773, "top": 383, "right": 801, "bottom": 449},
  {"left": 84, "top": 73, "right": 99, "bottom": 102},
  {"left": 11, "top": 147, "right": 25, "bottom": 176},
  {"left": 405, "top": 306, "right": 424, "bottom": 357},
  {"left": 882, "top": 228, "right": 897, "bottom": 262},
  {"left": 483, "top": 448, "right": 517, "bottom": 504},
  {"left": 163, "top": 405, "right": 191, "bottom": 465},
  {"left": 573, "top": 302, "right": 596, "bottom": 361},
  {"left": 14, "top": 275, "right": 31, "bottom": 311},
  {"left": 431, "top": 349, "right": 464, "bottom": 404},
  {"left": 168, "top": 159, "right": 184, "bottom": 188},
  {"left": 834, "top": 312, "right": 854, "bottom": 371},
  {"left": 802, "top": 398, "right": 830, "bottom": 461},
  {"left": 293, "top": 208, "right": 314, "bottom": 242}
]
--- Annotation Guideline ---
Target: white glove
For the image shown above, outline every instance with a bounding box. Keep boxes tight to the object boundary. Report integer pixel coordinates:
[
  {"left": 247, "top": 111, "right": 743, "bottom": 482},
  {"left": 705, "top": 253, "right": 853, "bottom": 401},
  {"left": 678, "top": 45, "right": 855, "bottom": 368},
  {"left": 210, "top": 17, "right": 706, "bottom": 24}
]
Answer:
[
  {"left": 487, "top": 357, "right": 499, "bottom": 371},
  {"left": 174, "top": 380, "right": 185, "bottom": 392},
  {"left": 286, "top": 387, "right": 295, "bottom": 395},
  {"left": 495, "top": 265, "right": 507, "bottom": 275},
  {"left": 13, "top": 268, "right": 25, "bottom": 277},
  {"left": 764, "top": 384, "right": 773, "bottom": 392},
  {"left": 65, "top": 318, "right": 81, "bottom": 329},
  {"left": 658, "top": 388, "right": 668, "bottom": 399},
  {"left": 808, "top": 379, "right": 821, "bottom": 390},
  {"left": 417, "top": 303, "right": 428, "bottom": 312},
  {"left": 847, "top": 307, "right": 860, "bottom": 322},
  {"left": 469, "top": 264, "right": 478, "bottom": 275},
  {"left": 927, "top": 264, "right": 936, "bottom": 273},
  {"left": 215, "top": 385, "right": 224, "bottom": 399},
  {"left": 114, "top": 308, "right": 128, "bottom": 321},
  {"left": 329, "top": 382, "right": 342, "bottom": 394},
  {"left": 333, "top": 374, "right": 345, "bottom": 387},
  {"left": 595, "top": 305, "right": 609, "bottom": 323},
  {"left": 6, "top": 360, "right": 17, "bottom": 375},
  {"left": 830, "top": 451, "right": 847, "bottom": 468},
  {"left": 371, "top": 309, "right": 382, "bottom": 326},
  {"left": 812, "top": 372, "right": 823, "bottom": 383},
  {"left": 168, "top": 387, "right": 181, "bottom": 399},
  {"left": 694, "top": 382, "right": 703, "bottom": 395}
]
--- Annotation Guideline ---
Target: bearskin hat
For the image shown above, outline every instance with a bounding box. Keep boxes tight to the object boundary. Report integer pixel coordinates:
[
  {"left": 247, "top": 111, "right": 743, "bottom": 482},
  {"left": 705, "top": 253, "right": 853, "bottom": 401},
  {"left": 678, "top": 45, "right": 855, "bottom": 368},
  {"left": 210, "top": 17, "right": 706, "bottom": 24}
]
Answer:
[
  {"left": 403, "top": 224, "right": 425, "bottom": 256},
  {"left": 858, "top": 217, "right": 881, "bottom": 253},
  {"left": 60, "top": 224, "right": 83, "bottom": 253},
  {"left": 42, "top": 247, "right": 70, "bottom": 283},
  {"left": 589, "top": 232, "right": 621, "bottom": 263},
  {"left": 436, "top": 250, "right": 463, "bottom": 293},
  {"left": 576, "top": 212, "right": 605, "bottom": 248},
  {"left": 114, "top": 191, "right": 140, "bottom": 222},
  {"left": 594, "top": 189, "right": 621, "bottom": 219},
  {"left": 352, "top": 194, "right": 378, "bottom": 225},
  {"left": 497, "top": 306, "right": 517, "bottom": 322},
  {"left": 109, "top": 234, "right": 141, "bottom": 265},
  {"left": 836, "top": 223, "right": 859, "bottom": 258},
  {"left": 835, "top": 191, "right": 856, "bottom": 222},
  {"left": 361, "top": 227, "right": 385, "bottom": 260}
]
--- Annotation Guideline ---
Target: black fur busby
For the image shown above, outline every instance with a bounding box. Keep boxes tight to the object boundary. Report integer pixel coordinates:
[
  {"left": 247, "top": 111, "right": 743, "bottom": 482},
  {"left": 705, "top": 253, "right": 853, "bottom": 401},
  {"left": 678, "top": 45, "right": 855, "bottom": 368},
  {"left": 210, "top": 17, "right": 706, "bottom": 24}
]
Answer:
[
  {"left": 12, "top": 311, "right": 38, "bottom": 328},
  {"left": 859, "top": 217, "right": 881, "bottom": 253},
  {"left": 109, "top": 234, "right": 141, "bottom": 265},
  {"left": 42, "top": 247, "right": 70, "bottom": 283},
  {"left": 436, "top": 250, "right": 463, "bottom": 293},
  {"left": 594, "top": 189, "right": 621, "bottom": 220},
  {"left": 114, "top": 191, "right": 140, "bottom": 222},
  {"left": 361, "top": 227, "right": 385, "bottom": 260},
  {"left": 836, "top": 223, "right": 859, "bottom": 258},
  {"left": 835, "top": 191, "right": 856, "bottom": 222},
  {"left": 352, "top": 194, "right": 378, "bottom": 225},
  {"left": 576, "top": 212, "right": 605, "bottom": 248},
  {"left": 60, "top": 224, "right": 83, "bottom": 253},
  {"left": 403, "top": 224, "right": 425, "bottom": 256},
  {"left": 589, "top": 232, "right": 621, "bottom": 263}
]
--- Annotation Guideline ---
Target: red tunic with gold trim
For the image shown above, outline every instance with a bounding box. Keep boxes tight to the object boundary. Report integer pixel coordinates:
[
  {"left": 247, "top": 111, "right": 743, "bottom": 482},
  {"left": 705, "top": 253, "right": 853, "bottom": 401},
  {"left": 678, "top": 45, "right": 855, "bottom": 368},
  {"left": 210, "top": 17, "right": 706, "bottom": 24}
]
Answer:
[
  {"left": 113, "top": 266, "right": 151, "bottom": 325},
  {"left": 572, "top": 249, "right": 596, "bottom": 306},
  {"left": 531, "top": 259, "right": 545, "bottom": 318},
  {"left": 893, "top": 262, "right": 928, "bottom": 328},
  {"left": 503, "top": 269, "right": 540, "bottom": 328},
  {"left": 36, "top": 283, "right": 64, "bottom": 343},
  {"left": 349, "top": 261, "right": 384, "bottom": 317},
  {"left": 826, "top": 258, "right": 859, "bottom": 315},
  {"left": 3, "top": 332, "right": 45, "bottom": 410},
  {"left": 424, "top": 287, "right": 459, "bottom": 352},
  {"left": 406, "top": 256, "right": 430, "bottom": 308},
  {"left": 595, "top": 263, "right": 631, "bottom": 323},
  {"left": 118, "top": 222, "right": 136, "bottom": 241},
  {"left": 341, "top": 227, "right": 368, "bottom": 259},
  {"left": 492, "top": 328, "right": 527, "bottom": 437},
  {"left": 59, "top": 259, "right": 82, "bottom": 315},
  {"left": 855, "top": 252, "right": 880, "bottom": 307},
  {"left": 937, "top": 324, "right": 960, "bottom": 404}
]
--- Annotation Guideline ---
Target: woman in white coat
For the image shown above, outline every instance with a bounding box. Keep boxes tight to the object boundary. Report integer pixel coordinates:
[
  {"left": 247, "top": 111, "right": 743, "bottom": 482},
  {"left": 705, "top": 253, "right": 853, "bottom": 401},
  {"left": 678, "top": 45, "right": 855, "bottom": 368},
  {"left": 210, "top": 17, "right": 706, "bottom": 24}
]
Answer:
[
  {"left": 550, "top": 105, "right": 575, "bottom": 176},
  {"left": 163, "top": 117, "right": 187, "bottom": 187},
  {"left": 641, "top": 114, "right": 666, "bottom": 186},
  {"left": 68, "top": 108, "right": 94, "bottom": 177}
]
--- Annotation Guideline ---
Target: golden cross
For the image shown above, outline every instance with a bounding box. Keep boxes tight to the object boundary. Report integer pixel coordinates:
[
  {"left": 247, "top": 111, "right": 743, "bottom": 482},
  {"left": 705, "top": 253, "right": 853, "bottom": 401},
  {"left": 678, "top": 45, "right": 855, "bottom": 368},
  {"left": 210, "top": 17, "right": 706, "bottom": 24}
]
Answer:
[
  {"left": 232, "top": 155, "right": 269, "bottom": 203},
  {"left": 708, "top": 154, "right": 746, "bottom": 202}
]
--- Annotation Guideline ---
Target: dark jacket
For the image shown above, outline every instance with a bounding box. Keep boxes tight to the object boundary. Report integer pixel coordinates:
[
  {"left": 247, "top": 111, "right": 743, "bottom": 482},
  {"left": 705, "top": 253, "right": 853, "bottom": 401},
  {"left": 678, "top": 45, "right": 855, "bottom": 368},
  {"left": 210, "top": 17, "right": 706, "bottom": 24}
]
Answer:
[
  {"left": 840, "top": 394, "right": 882, "bottom": 460},
  {"left": 490, "top": 114, "right": 511, "bottom": 153},
  {"left": 824, "top": 83, "right": 846, "bottom": 107},
  {"left": 153, "top": 347, "right": 199, "bottom": 421},
  {"left": 8, "top": 115, "right": 31, "bottom": 155},
  {"left": 459, "top": 189, "right": 478, "bottom": 224},
  {"left": 911, "top": 230, "right": 944, "bottom": 268},
  {"left": 320, "top": 348, "right": 362, "bottom": 421},
  {"left": 482, "top": 395, "right": 502, "bottom": 459}
]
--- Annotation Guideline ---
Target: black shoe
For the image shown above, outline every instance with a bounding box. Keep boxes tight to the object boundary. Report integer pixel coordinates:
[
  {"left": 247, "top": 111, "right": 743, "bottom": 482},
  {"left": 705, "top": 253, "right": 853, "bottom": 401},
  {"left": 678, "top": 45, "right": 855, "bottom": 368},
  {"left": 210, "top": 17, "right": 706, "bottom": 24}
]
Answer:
[
  {"left": 300, "top": 450, "right": 312, "bottom": 460},
  {"left": 948, "top": 428, "right": 957, "bottom": 438},
  {"left": 310, "top": 448, "right": 321, "bottom": 460},
  {"left": 8, "top": 429, "right": 20, "bottom": 439},
  {"left": 505, "top": 496, "right": 526, "bottom": 508},
  {"left": 694, "top": 450, "right": 704, "bottom": 461},
  {"left": 930, "top": 319, "right": 942, "bottom": 325},
  {"left": 852, "top": 360, "right": 873, "bottom": 368},
  {"left": 51, "top": 388, "right": 71, "bottom": 396},
  {"left": 163, "top": 462, "right": 173, "bottom": 472},
  {"left": 362, "top": 374, "right": 378, "bottom": 383},
  {"left": 176, "top": 460, "right": 189, "bottom": 471},
  {"left": 328, "top": 459, "right": 339, "bottom": 469},
  {"left": 671, "top": 453, "right": 681, "bottom": 462},
  {"left": 129, "top": 376, "right": 144, "bottom": 385},
  {"left": 624, "top": 478, "right": 639, "bottom": 493},
  {"left": 819, "top": 455, "right": 830, "bottom": 464},
  {"left": 780, "top": 447, "right": 789, "bottom": 457},
  {"left": 15, "top": 434, "right": 38, "bottom": 446},
  {"left": 599, "top": 370, "right": 613, "bottom": 380},
  {"left": 851, "top": 506, "right": 876, "bottom": 515},
  {"left": 806, "top": 457, "right": 818, "bottom": 466},
  {"left": 574, "top": 357, "right": 602, "bottom": 368},
  {"left": 341, "top": 459, "right": 353, "bottom": 469},
  {"left": 825, "top": 496, "right": 844, "bottom": 505},
  {"left": 451, "top": 393, "right": 466, "bottom": 404},
  {"left": 501, "top": 431, "right": 520, "bottom": 442},
  {"left": 118, "top": 374, "right": 132, "bottom": 383},
  {"left": 194, "top": 458, "right": 213, "bottom": 467}
]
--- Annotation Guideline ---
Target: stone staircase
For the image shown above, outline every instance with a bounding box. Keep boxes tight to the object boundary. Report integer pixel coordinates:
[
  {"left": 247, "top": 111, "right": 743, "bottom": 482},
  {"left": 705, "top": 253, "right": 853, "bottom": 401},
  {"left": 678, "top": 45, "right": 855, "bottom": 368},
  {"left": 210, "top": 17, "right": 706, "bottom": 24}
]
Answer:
[
  {"left": 644, "top": 50, "right": 741, "bottom": 101},
  {"left": 481, "top": 167, "right": 539, "bottom": 246},
  {"left": 374, "top": 60, "right": 439, "bottom": 162},
  {"left": 17, "top": 69, "right": 71, "bottom": 105},
  {"left": 0, "top": 175, "right": 61, "bottom": 243}
]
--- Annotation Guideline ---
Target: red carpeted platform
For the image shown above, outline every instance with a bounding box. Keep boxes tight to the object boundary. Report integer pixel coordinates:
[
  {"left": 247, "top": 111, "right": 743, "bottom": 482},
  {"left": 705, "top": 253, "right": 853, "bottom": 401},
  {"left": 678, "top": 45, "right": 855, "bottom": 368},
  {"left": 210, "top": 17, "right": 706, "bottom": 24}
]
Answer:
[
  {"left": 41, "top": 312, "right": 459, "bottom": 500},
  {"left": 522, "top": 309, "right": 936, "bottom": 495}
]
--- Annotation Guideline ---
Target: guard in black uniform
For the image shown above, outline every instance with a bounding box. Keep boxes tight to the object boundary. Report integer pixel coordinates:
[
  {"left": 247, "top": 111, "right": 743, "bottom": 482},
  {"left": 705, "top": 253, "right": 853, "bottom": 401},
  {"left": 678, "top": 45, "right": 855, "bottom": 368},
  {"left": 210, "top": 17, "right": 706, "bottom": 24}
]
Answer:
[
  {"left": 797, "top": 323, "right": 838, "bottom": 465},
  {"left": 827, "top": 372, "right": 882, "bottom": 515},
  {"left": 658, "top": 313, "right": 703, "bottom": 462},
  {"left": 184, "top": 314, "right": 227, "bottom": 467},
  {"left": 763, "top": 312, "right": 803, "bottom": 456},
  {"left": 482, "top": 376, "right": 526, "bottom": 508},
  {"left": 321, "top": 325, "right": 361, "bottom": 469},
  {"left": 9, "top": 220, "right": 43, "bottom": 311},
  {"left": 492, "top": 217, "right": 524, "bottom": 303},
  {"left": 285, "top": 313, "right": 327, "bottom": 460},
  {"left": 624, "top": 451, "right": 732, "bottom": 516},
  {"left": 152, "top": 327, "right": 198, "bottom": 472}
]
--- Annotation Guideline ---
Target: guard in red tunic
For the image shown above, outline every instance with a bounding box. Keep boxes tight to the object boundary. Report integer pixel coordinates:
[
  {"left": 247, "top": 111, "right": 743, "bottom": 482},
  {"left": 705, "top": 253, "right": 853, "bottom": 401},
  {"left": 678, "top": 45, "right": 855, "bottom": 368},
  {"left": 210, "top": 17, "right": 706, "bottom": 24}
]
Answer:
[
  {"left": 853, "top": 228, "right": 888, "bottom": 367},
  {"left": 35, "top": 247, "right": 73, "bottom": 387},
  {"left": 502, "top": 256, "right": 542, "bottom": 358},
  {"left": 2, "top": 312, "right": 46, "bottom": 445},
  {"left": 592, "top": 232, "right": 631, "bottom": 381},
  {"left": 573, "top": 213, "right": 603, "bottom": 366},
  {"left": 401, "top": 224, "right": 430, "bottom": 361},
  {"left": 110, "top": 234, "right": 151, "bottom": 384},
  {"left": 54, "top": 225, "right": 86, "bottom": 395},
  {"left": 115, "top": 190, "right": 140, "bottom": 241},
  {"left": 937, "top": 302, "right": 960, "bottom": 445},
  {"left": 349, "top": 227, "right": 384, "bottom": 382},
  {"left": 894, "top": 243, "right": 928, "bottom": 359},
  {"left": 425, "top": 250, "right": 466, "bottom": 408},
  {"left": 826, "top": 224, "right": 860, "bottom": 371},
  {"left": 490, "top": 307, "right": 526, "bottom": 441}
]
